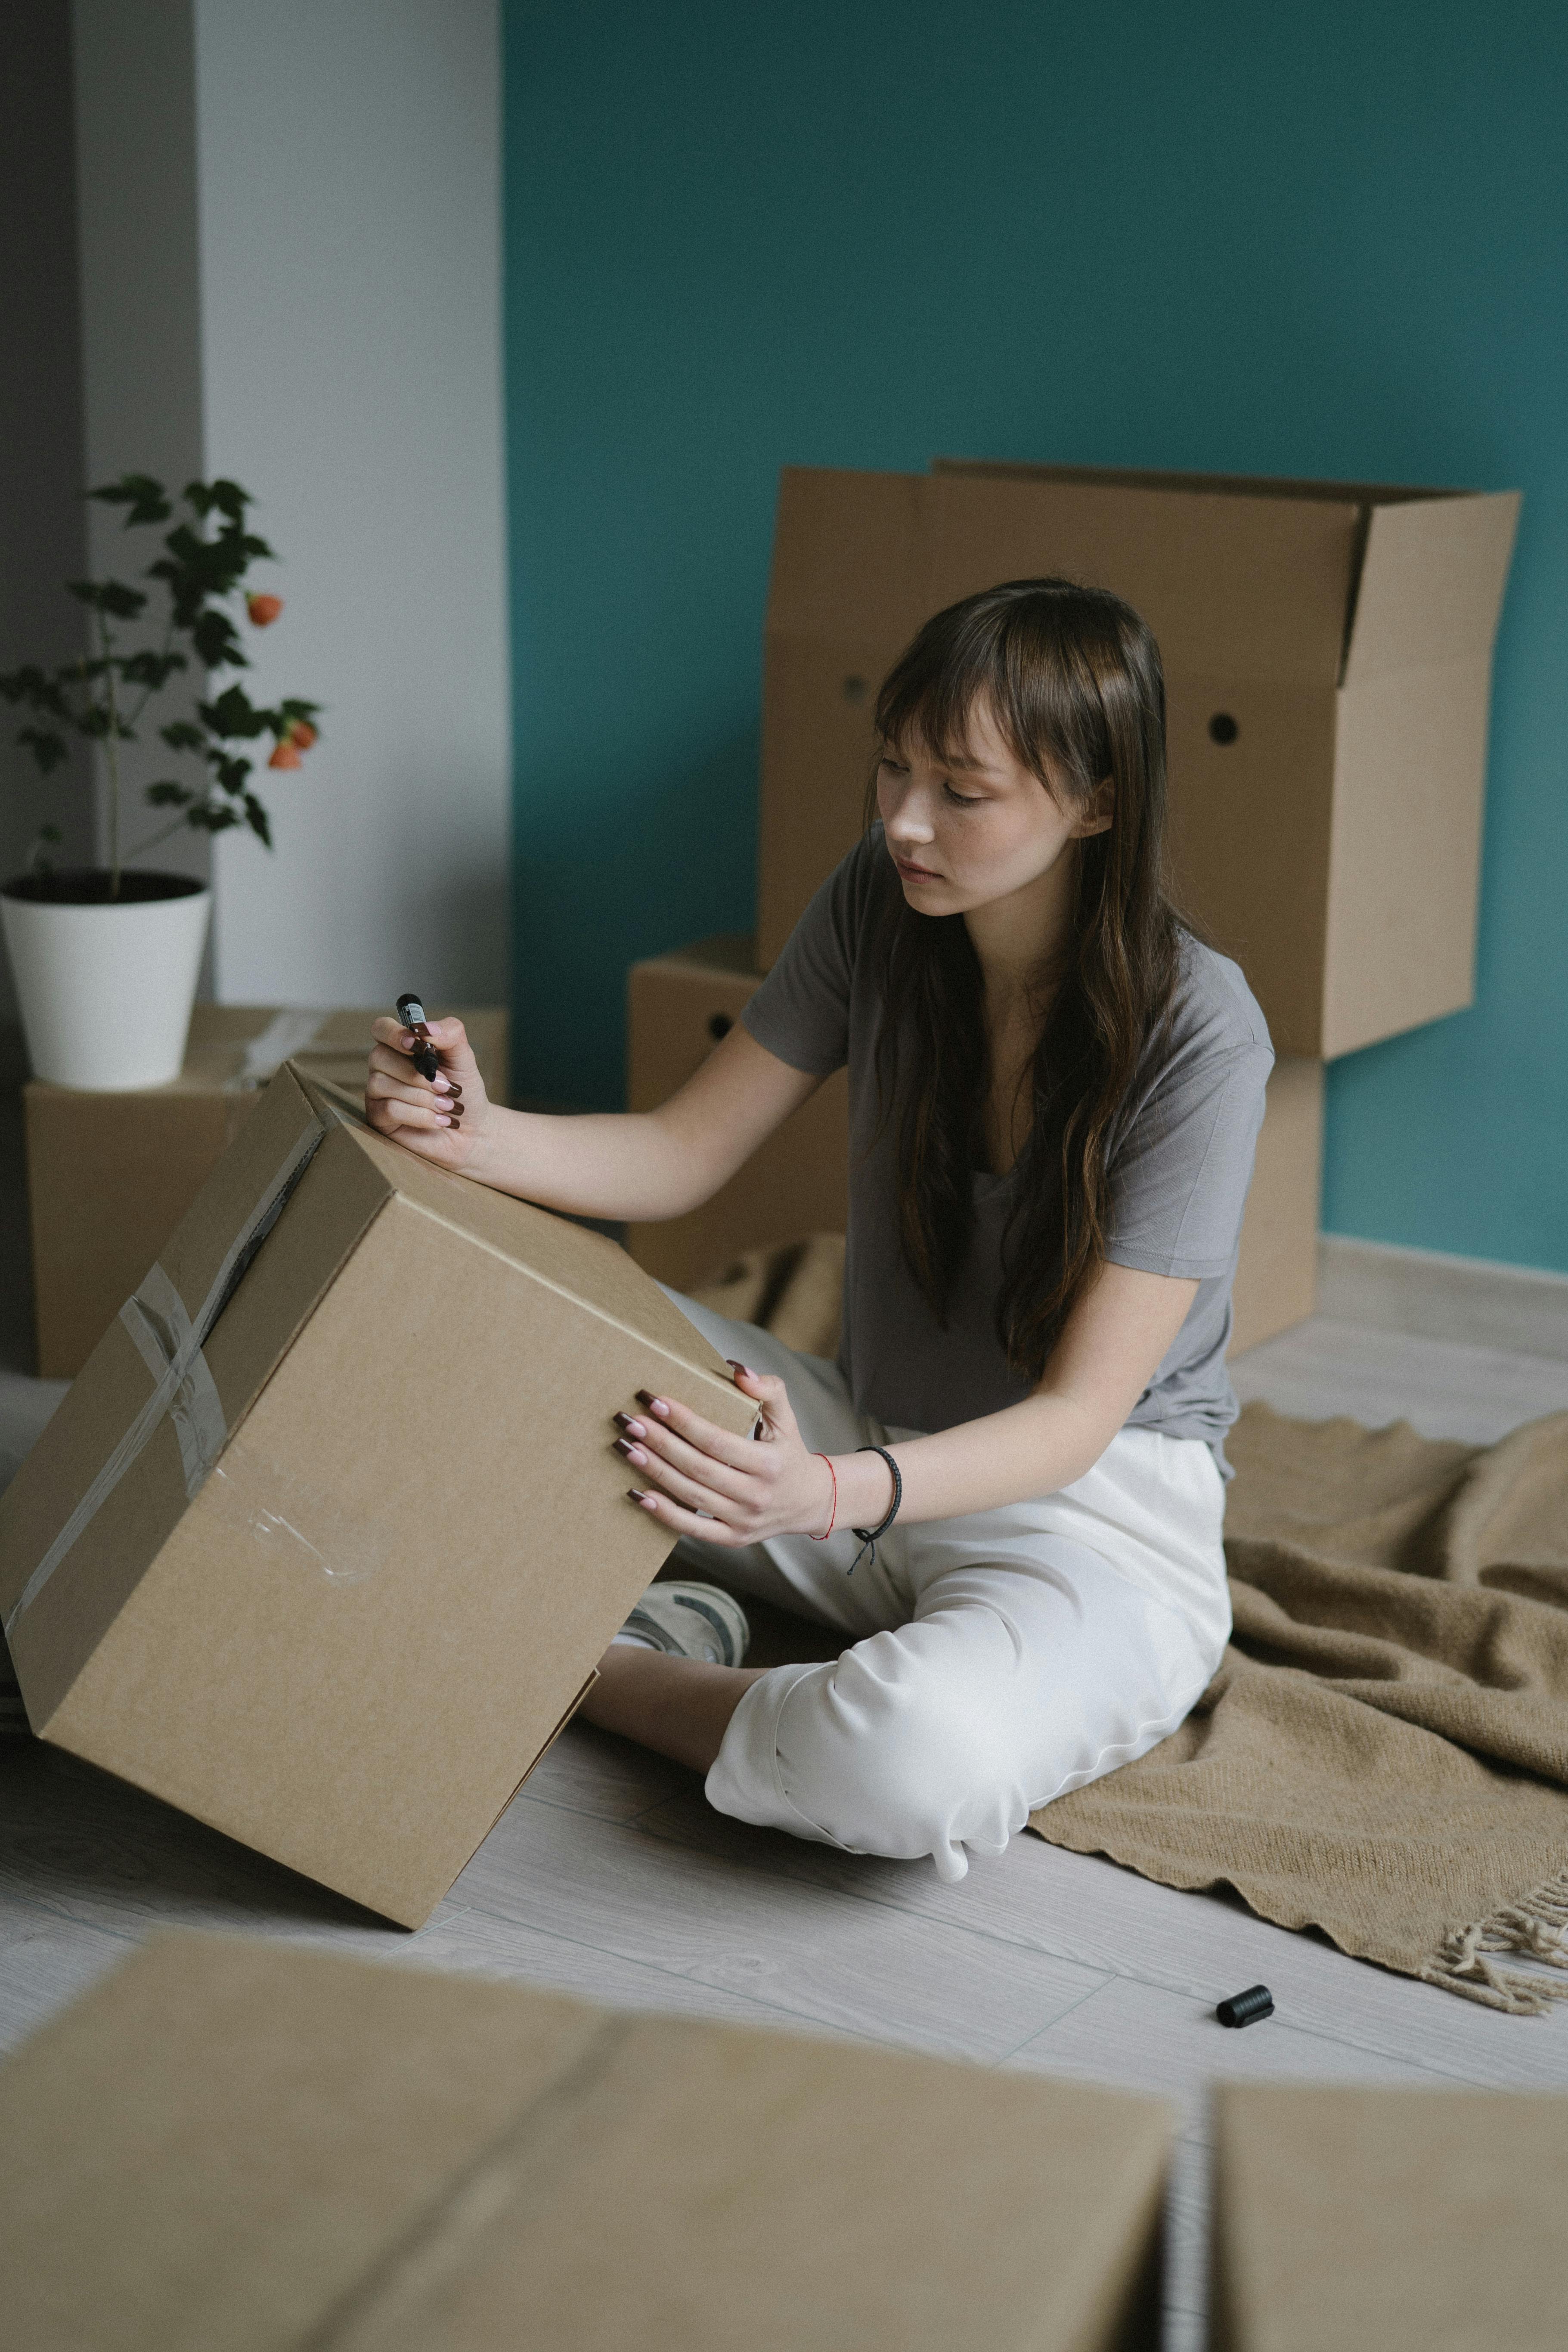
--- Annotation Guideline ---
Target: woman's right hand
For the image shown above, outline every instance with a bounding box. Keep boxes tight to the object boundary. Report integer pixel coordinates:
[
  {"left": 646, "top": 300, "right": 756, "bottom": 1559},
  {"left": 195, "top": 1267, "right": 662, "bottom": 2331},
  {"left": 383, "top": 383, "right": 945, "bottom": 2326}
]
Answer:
[{"left": 366, "top": 1013, "right": 490, "bottom": 1172}]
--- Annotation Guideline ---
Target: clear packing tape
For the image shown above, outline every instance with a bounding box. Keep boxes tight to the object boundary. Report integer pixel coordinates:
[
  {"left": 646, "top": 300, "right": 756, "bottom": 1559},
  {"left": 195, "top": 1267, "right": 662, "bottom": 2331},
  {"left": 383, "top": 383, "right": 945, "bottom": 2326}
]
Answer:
[
  {"left": 223, "top": 1008, "right": 332, "bottom": 1093},
  {"left": 3, "top": 1116, "right": 327, "bottom": 1640}
]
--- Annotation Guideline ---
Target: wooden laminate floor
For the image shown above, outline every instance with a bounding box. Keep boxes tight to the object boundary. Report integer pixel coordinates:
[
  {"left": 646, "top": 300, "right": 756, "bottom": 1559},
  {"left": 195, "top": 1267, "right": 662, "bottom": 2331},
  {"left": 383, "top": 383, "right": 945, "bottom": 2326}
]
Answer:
[{"left": 3, "top": 1093, "right": 1567, "bottom": 2347}]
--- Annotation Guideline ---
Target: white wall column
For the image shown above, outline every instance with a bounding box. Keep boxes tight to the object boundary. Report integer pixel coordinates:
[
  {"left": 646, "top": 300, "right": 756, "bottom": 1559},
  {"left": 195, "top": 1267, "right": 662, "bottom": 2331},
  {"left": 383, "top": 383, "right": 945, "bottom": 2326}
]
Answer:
[{"left": 68, "top": 0, "right": 511, "bottom": 1010}]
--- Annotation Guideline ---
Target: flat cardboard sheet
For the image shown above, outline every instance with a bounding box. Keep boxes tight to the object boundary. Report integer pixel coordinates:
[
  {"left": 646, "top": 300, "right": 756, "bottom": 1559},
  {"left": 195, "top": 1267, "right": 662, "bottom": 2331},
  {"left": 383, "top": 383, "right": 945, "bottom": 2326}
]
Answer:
[
  {"left": 756, "top": 461, "right": 1518, "bottom": 1060},
  {"left": 627, "top": 936, "right": 1320, "bottom": 1354},
  {"left": 25, "top": 1001, "right": 509, "bottom": 1378},
  {"left": 1212, "top": 2082, "right": 1568, "bottom": 2350},
  {"left": 0, "top": 1066, "right": 753, "bottom": 1925},
  {"left": 0, "top": 1932, "right": 1175, "bottom": 2351}
]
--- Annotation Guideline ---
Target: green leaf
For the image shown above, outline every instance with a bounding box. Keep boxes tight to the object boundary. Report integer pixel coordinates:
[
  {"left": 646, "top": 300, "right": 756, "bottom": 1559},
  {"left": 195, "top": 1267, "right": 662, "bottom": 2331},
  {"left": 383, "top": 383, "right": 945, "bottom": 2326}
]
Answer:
[
  {"left": 118, "top": 648, "right": 189, "bottom": 689},
  {"left": 16, "top": 725, "right": 70, "bottom": 773},
  {"left": 0, "top": 665, "right": 70, "bottom": 716},
  {"left": 160, "top": 719, "right": 207, "bottom": 752},
  {"left": 242, "top": 793, "right": 273, "bottom": 849},
  {"left": 211, "top": 753, "right": 253, "bottom": 794},
  {"left": 278, "top": 697, "right": 323, "bottom": 726},
  {"left": 145, "top": 781, "right": 195, "bottom": 806},
  {"left": 190, "top": 610, "right": 246, "bottom": 670},
  {"left": 68, "top": 578, "right": 148, "bottom": 618},
  {"left": 187, "top": 803, "right": 241, "bottom": 834},
  {"left": 201, "top": 684, "right": 270, "bottom": 740},
  {"left": 89, "top": 474, "right": 170, "bottom": 525},
  {"left": 208, "top": 479, "right": 252, "bottom": 524}
]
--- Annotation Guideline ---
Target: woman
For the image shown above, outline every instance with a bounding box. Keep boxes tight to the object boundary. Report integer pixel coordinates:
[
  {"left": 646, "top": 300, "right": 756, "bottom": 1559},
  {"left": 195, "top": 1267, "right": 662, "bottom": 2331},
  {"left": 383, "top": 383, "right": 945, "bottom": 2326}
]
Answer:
[{"left": 367, "top": 579, "right": 1271, "bottom": 1884}]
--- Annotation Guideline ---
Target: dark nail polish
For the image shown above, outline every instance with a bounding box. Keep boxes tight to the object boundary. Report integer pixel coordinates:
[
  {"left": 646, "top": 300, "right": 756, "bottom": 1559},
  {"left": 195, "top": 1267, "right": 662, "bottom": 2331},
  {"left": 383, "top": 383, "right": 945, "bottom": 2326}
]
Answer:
[
  {"left": 614, "top": 1438, "right": 642, "bottom": 1462},
  {"left": 614, "top": 1411, "right": 637, "bottom": 1432},
  {"left": 627, "top": 1487, "right": 648, "bottom": 1503},
  {"left": 635, "top": 1390, "right": 655, "bottom": 1407}
]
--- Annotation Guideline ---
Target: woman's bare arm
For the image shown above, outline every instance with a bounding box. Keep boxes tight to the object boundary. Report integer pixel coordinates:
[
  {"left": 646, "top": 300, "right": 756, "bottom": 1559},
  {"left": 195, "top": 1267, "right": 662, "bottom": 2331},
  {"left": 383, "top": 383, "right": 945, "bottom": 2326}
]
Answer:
[
  {"left": 365, "top": 1013, "right": 821, "bottom": 1222},
  {"left": 616, "top": 1259, "right": 1204, "bottom": 1545}
]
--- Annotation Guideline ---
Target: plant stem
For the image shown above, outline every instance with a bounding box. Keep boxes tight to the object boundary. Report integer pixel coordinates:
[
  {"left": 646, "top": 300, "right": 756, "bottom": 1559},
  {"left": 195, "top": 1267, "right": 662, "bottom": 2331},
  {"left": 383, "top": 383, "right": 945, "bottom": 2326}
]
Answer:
[
  {"left": 122, "top": 809, "right": 206, "bottom": 863},
  {"left": 97, "top": 606, "right": 122, "bottom": 897},
  {"left": 124, "top": 614, "right": 179, "bottom": 728}
]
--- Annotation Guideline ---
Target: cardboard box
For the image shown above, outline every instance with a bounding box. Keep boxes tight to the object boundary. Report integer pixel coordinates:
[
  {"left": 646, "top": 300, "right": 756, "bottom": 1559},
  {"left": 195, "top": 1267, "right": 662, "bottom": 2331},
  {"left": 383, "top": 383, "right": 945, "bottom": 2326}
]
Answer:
[
  {"left": 627, "top": 935, "right": 1320, "bottom": 1355},
  {"left": 626, "top": 935, "right": 850, "bottom": 1291},
  {"left": 0, "top": 1931, "right": 1175, "bottom": 2351},
  {"left": 0, "top": 1064, "right": 753, "bottom": 1926},
  {"left": 1229, "top": 1056, "right": 1323, "bottom": 1355},
  {"left": 25, "top": 1000, "right": 510, "bottom": 1379},
  {"left": 1212, "top": 2081, "right": 1568, "bottom": 2350},
  {"left": 756, "top": 462, "right": 1519, "bottom": 1060}
]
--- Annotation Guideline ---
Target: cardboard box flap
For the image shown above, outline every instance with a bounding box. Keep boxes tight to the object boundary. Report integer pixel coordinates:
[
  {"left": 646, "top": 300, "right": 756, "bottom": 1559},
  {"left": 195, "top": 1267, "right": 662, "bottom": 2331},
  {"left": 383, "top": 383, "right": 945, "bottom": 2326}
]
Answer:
[
  {"left": 336, "top": 2011, "right": 1174, "bottom": 2352},
  {"left": 0, "top": 1934, "right": 608, "bottom": 2352},
  {"left": 0, "top": 1934, "right": 1176, "bottom": 2352},
  {"left": 927, "top": 466, "right": 1360, "bottom": 685},
  {"left": 296, "top": 1071, "right": 750, "bottom": 1408},
  {"left": 1342, "top": 487, "right": 1521, "bottom": 685},
  {"left": 933, "top": 453, "right": 1452, "bottom": 508},
  {"left": 765, "top": 465, "right": 932, "bottom": 645},
  {"left": 1213, "top": 2081, "right": 1568, "bottom": 2350}
]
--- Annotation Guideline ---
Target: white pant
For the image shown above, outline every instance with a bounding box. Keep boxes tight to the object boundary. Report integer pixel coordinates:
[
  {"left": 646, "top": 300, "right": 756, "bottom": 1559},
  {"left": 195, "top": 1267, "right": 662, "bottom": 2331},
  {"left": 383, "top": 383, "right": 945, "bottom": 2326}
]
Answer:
[{"left": 665, "top": 1292, "right": 1232, "bottom": 1884}]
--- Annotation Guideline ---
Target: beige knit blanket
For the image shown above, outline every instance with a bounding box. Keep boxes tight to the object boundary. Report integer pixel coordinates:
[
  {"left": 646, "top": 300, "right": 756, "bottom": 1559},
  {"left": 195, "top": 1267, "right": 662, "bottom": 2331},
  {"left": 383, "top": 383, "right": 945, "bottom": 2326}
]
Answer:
[{"left": 692, "top": 1238, "right": 1568, "bottom": 2014}]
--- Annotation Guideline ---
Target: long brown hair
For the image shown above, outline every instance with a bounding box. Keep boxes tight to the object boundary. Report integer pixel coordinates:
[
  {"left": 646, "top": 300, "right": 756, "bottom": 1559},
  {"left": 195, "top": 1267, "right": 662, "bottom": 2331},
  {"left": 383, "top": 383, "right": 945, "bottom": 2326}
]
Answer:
[{"left": 868, "top": 577, "right": 1183, "bottom": 1381}]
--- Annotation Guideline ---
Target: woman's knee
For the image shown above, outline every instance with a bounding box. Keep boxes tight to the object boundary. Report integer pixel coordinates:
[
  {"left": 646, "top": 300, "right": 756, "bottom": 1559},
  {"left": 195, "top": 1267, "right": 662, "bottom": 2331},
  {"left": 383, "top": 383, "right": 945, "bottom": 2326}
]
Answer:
[{"left": 773, "top": 1636, "right": 1032, "bottom": 1866}]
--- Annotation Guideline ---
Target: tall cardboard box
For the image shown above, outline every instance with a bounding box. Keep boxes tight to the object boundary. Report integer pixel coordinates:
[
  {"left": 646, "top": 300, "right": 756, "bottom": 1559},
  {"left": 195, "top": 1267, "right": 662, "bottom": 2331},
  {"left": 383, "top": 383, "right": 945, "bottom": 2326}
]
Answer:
[
  {"left": 627, "top": 935, "right": 1322, "bottom": 1355},
  {"left": 25, "top": 1001, "right": 510, "bottom": 1379},
  {"left": 0, "top": 1065, "right": 753, "bottom": 1926},
  {"left": 756, "top": 462, "right": 1518, "bottom": 1059},
  {"left": 1212, "top": 2082, "right": 1568, "bottom": 2350},
  {"left": 0, "top": 1932, "right": 1176, "bottom": 2351}
]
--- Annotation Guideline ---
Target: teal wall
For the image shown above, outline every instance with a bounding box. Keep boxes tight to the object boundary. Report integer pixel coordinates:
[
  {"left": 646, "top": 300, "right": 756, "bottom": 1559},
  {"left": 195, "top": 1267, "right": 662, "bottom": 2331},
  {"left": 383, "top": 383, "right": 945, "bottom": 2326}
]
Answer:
[{"left": 504, "top": 0, "right": 1568, "bottom": 1273}]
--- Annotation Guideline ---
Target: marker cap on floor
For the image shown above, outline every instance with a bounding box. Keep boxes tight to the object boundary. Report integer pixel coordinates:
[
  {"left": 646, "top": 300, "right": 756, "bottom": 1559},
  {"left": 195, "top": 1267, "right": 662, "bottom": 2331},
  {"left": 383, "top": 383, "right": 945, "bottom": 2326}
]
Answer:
[{"left": 1216, "top": 1984, "right": 1274, "bottom": 2028}]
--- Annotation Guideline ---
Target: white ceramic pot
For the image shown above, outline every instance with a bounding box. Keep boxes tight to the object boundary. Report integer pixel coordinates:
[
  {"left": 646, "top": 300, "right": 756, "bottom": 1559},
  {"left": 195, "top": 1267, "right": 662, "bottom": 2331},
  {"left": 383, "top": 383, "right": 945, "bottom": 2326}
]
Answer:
[{"left": 1, "top": 872, "right": 212, "bottom": 1090}]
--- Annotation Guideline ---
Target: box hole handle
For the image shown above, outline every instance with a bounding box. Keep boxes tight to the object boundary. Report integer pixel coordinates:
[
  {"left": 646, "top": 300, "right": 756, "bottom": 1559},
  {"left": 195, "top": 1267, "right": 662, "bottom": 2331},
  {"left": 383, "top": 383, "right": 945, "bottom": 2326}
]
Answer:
[
  {"left": 707, "top": 1012, "right": 733, "bottom": 1042},
  {"left": 1209, "top": 712, "right": 1239, "bottom": 745},
  {"left": 843, "top": 675, "right": 868, "bottom": 706}
]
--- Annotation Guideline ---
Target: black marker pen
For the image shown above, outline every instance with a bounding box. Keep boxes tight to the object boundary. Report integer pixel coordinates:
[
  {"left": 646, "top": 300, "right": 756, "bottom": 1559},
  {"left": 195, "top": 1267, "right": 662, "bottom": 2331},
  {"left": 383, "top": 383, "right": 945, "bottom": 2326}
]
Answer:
[{"left": 395, "top": 992, "right": 462, "bottom": 1124}]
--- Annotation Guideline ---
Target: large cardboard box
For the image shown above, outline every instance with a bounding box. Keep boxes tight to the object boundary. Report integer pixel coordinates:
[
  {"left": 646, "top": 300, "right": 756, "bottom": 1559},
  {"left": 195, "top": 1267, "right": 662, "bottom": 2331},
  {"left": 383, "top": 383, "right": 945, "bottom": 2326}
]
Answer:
[
  {"left": 0, "top": 1931, "right": 1175, "bottom": 2351},
  {"left": 25, "top": 1000, "right": 510, "bottom": 1379},
  {"left": 1212, "top": 2081, "right": 1568, "bottom": 2350},
  {"left": 626, "top": 935, "right": 1321, "bottom": 1355},
  {"left": 756, "top": 462, "right": 1518, "bottom": 1060},
  {"left": 0, "top": 1065, "right": 753, "bottom": 1926}
]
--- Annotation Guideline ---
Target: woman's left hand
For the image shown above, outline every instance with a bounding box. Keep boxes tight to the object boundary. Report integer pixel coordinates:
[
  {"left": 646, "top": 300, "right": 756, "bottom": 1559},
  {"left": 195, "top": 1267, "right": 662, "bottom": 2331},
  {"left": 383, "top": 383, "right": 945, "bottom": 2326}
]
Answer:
[{"left": 612, "top": 1363, "right": 836, "bottom": 1546}]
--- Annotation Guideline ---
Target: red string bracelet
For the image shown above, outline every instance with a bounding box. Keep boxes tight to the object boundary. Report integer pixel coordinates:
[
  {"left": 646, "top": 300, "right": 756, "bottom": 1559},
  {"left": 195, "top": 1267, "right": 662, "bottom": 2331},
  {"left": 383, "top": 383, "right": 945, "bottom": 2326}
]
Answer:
[{"left": 808, "top": 1453, "right": 838, "bottom": 1541}]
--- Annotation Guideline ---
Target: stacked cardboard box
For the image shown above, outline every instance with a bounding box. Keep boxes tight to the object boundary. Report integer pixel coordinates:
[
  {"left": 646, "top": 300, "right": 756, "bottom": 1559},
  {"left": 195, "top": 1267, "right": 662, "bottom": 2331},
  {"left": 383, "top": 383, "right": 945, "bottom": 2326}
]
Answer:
[
  {"left": 0, "top": 1063, "right": 754, "bottom": 1923},
  {"left": 628, "top": 934, "right": 1320, "bottom": 1357},
  {"left": 0, "top": 1932, "right": 1176, "bottom": 2352},
  {"left": 629, "top": 462, "right": 1517, "bottom": 1350},
  {"left": 25, "top": 1001, "right": 508, "bottom": 1378}
]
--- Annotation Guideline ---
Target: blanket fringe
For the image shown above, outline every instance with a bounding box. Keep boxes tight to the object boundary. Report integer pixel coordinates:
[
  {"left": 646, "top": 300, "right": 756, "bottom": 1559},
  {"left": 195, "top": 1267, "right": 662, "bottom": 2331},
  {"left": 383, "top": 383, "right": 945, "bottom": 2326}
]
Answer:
[{"left": 1418, "top": 1866, "right": 1568, "bottom": 2014}]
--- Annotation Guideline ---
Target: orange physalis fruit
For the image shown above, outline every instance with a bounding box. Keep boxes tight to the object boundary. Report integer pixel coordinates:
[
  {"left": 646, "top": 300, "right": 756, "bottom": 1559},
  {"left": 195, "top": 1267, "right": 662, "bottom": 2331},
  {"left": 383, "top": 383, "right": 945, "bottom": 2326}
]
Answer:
[
  {"left": 247, "top": 593, "right": 283, "bottom": 626},
  {"left": 288, "top": 719, "right": 317, "bottom": 749},
  {"left": 267, "top": 739, "right": 303, "bottom": 770}
]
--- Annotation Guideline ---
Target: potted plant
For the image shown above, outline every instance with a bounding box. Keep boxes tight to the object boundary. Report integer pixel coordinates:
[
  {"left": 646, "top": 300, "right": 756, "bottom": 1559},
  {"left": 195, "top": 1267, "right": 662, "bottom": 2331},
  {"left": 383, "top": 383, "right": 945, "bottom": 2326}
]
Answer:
[{"left": 0, "top": 474, "right": 320, "bottom": 1089}]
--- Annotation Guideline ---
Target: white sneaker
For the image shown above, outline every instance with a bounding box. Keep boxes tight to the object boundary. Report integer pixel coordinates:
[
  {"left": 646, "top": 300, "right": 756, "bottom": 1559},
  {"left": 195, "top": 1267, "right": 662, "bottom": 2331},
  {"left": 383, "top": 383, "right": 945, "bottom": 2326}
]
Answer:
[{"left": 617, "top": 1581, "right": 750, "bottom": 1667}]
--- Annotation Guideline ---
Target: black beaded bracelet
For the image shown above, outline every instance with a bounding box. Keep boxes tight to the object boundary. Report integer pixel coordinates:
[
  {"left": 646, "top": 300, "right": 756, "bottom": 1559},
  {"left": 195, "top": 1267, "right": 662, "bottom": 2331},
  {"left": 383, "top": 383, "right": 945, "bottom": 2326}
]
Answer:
[{"left": 847, "top": 1444, "right": 902, "bottom": 1577}]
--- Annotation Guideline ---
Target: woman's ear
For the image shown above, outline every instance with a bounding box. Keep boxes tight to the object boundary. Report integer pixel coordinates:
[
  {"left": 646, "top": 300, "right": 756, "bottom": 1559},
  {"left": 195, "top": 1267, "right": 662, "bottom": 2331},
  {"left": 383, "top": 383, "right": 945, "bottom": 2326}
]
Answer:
[{"left": 1073, "top": 778, "right": 1115, "bottom": 839}]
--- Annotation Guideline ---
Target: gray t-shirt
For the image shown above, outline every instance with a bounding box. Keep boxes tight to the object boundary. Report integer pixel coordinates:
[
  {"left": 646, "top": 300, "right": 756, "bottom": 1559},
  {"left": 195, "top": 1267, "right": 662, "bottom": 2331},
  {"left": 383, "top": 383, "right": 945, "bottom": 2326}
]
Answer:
[{"left": 741, "top": 828, "right": 1273, "bottom": 1474}]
